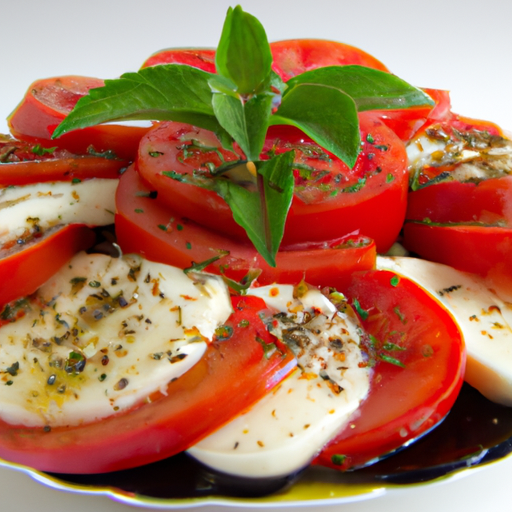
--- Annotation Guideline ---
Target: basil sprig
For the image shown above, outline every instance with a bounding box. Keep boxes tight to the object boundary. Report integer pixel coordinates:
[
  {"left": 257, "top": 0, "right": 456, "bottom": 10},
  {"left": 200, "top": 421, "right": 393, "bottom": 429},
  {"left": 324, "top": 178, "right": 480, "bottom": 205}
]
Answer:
[{"left": 53, "top": 5, "right": 433, "bottom": 266}]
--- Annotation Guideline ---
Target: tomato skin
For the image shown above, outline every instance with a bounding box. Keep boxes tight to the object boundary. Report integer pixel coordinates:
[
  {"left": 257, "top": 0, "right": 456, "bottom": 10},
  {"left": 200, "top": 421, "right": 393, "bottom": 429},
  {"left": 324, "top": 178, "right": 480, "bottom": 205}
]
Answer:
[
  {"left": 136, "top": 114, "right": 408, "bottom": 253},
  {"left": 406, "top": 177, "right": 512, "bottom": 226},
  {"left": 116, "top": 165, "right": 376, "bottom": 290},
  {"left": 404, "top": 110, "right": 512, "bottom": 279},
  {"left": 269, "top": 39, "right": 389, "bottom": 80},
  {"left": 0, "top": 295, "right": 295, "bottom": 474},
  {"left": 141, "top": 48, "right": 217, "bottom": 71},
  {"left": 0, "top": 157, "right": 124, "bottom": 186},
  {"left": 403, "top": 222, "right": 512, "bottom": 278},
  {"left": 0, "top": 138, "right": 128, "bottom": 185},
  {"left": 7, "top": 76, "right": 149, "bottom": 160},
  {"left": 371, "top": 89, "right": 451, "bottom": 143},
  {"left": 140, "top": 40, "right": 388, "bottom": 78},
  {"left": 0, "top": 224, "right": 96, "bottom": 307},
  {"left": 315, "top": 269, "right": 465, "bottom": 471},
  {"left": 265, "top": 115, "right": 408, "bottom": 252}
]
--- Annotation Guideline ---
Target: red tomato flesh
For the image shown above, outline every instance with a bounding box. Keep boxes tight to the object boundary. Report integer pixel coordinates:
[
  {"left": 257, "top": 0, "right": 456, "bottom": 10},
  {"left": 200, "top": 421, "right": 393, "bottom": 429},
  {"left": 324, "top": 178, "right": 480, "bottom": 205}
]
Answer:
[
  {"left": 269, "top": 39, "right": 389, "bottom": 80},
  {"left": 141, "top": 48, "right": 217, "bottom": 72},
  {"left": 0, "top": 224, "right": 96, "bottom": 307},
  {"left": 403, "top": 222, "right": 512, "bottom": 280},
  {"left": 315, "top": 269, "right": 465, "bottom": 470},
  {"left": 7, "top": 76, "right": 149, "bottom": 160},
  {"left": 0, "top": 138, "right": 127, "bottom": 185},
  {"left": 0, "top": 295, "right": 296, "bottom": 474},
  {"left": 406, "top": 177, "right": 512, "bottom": 226},
  {"left": 139, "top": 40, "right": 388, "bottom": 79},
  {"left": 372, "top": 89, "right": 452, "bottom": 143},
  {"left": 115, "top": 165, "right": 376, "bottom": 291},
  {"left": 136, "top": 114, "right": 408, "bottom": 253},
  {"left": 404, "top": 112, "right": 512, "bottom": 279}
]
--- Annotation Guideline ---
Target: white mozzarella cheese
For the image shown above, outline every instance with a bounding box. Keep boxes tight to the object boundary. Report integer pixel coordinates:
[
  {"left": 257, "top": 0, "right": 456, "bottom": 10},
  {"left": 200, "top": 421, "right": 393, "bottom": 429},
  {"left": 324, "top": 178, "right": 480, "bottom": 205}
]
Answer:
[
  {"left": 0, "top": 179, "right": 117, "bottom": 247},
  {"left": 407, "top": 130, "right": 512, "bottom": 183},
  {"left": 406, "top": 134, "right": 446, "bottom": 172},
  {"left": 0, "top": 252, "right": 232, "bottom": 427},
  {"left": 377, "top": 255, "right": 512, "bottom": 406},
  {"left": 187, "top": 284, "right": 370, "bottom": 478}
]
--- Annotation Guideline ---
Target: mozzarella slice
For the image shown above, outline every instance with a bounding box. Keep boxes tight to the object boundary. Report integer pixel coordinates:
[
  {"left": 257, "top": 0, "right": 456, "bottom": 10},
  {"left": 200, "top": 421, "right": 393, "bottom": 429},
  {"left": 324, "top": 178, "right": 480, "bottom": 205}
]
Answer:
[
  {"left": 0, "top": 179, "right": 117, "bottom": 247},
  {"left": 0, "top": 252, "right": 232, "bottom": 427},
  {"left": 187, "top": 284, "right": 370, "bottom": 478},
  {"left": 377, "top": 255, "right": 512, "bottom": 406},
  {"left": 407, "top": 129, "right": 512, "bottom": 183}
]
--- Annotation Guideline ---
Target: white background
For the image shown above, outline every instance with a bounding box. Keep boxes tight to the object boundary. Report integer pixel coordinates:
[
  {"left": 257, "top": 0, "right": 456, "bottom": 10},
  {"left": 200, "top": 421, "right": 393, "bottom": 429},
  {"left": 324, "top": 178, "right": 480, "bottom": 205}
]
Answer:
[{"left": 1, "top": 0, "right": 512, "bottom": 511}]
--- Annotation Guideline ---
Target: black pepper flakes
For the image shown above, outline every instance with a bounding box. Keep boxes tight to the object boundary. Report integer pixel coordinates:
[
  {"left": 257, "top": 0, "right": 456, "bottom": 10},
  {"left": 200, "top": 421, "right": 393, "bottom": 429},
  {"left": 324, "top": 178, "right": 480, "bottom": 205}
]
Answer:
[{"left": 114, "top": 378, "right": 129, "bottom": 391}]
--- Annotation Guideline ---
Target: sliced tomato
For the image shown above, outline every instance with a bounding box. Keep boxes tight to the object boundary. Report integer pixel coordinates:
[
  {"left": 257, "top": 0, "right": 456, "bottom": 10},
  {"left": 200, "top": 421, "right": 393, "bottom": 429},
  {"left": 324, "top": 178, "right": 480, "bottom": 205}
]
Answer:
[
  {"left": 406, "top": 177, "right": 512, "bottom": 226},
  {"left": 373, "top": 88, "right": 452, "bottom": 143},
  {"left": 0, "top": 224, "right": 96, "bottom": 307},
  {"left": 115, "top": 165, "right": 376, "bottom": 290},
  {"left": 0, "top": 294, "right": 295, "bottom": 473},
  {"left": 7, "top": 76, "right": 149, "bottom": 160},
  {"left": 139, "top": 40, "right": 388, "bottom": 78},
  {"left": 0, "top": 137, "right": 127, "bottom": 185},
  {"left": 140, "top": 48, "right": 216, "bottom": 71},
  {"left": 404, "top": 111, "right": 512, "bottom": 280},
  {"left": 315, "top": 268, "right": 465, "bottom": 471},
  {"left": 403, "top": 222, "right": 512, "bottom": 280},
  {"left": 136, "top": 114, "right": 408, "bottom": 253},
  {"left": 269, "top": 39, "right": 389, "bottom": 80}
]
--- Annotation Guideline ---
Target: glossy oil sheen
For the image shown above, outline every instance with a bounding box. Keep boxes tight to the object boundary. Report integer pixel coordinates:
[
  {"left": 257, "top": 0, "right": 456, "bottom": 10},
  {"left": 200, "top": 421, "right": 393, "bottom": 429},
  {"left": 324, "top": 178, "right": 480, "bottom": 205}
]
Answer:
[{"left": 17, "top": 383, "right": 512, "bottom": 505}]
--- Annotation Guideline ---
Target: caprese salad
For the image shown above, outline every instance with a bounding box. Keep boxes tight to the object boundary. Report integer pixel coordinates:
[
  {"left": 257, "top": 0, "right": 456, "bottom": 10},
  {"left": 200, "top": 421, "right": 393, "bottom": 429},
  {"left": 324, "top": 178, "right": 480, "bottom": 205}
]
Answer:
[{"left": 0, "top": 4, "right": 510, "bottom": 493}]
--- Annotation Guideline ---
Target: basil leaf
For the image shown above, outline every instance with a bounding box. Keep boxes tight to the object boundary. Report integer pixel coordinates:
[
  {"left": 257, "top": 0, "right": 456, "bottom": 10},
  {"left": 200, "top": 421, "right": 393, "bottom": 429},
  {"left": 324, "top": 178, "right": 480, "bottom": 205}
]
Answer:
[
  {"left": 270, "top": 70, "right": 286, "bottom": 96},
  {"left": 215, "top": 5, "right": 272, "bottom": 95},
  {"left": 212, "top": 92, "right": 273, "bottom": 161},
  {"left": 271, "top": 83, "right": 360, "bottom": 168},
  {"left": 53, "top": 65, "right": 225, "bottom": 139},
  {"left": 214, "top": 152, "right": 295, "bottom": 266},
  {"left": 286, "top": 65, "right": 435, "bottom": 111}
]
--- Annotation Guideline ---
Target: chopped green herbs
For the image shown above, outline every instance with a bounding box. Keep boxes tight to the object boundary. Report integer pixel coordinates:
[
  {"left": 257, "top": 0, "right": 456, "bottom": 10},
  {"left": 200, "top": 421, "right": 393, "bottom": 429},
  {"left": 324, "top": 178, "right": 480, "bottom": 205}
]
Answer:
[
  {"left": 331, "top": 454, "right": 347, "bottom": 466},
  {"left": 214, "top": 325, "right": 234, "bottom": 341},
  {"left": 5, "top": 361, "right": 19, "bottom": 377},
  {"left": 352, "top": 298, "right": 369, "bottom": 320},
  {"left": 390, "top": 275, "right": 400, "bottom": 287},
  {"left": 31, "top": 144, "right": 56, "bottom": 156}
]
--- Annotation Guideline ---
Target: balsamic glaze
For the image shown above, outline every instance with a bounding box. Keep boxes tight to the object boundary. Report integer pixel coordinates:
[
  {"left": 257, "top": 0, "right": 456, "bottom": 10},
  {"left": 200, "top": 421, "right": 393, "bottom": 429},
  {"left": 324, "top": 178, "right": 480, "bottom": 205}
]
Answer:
[{"left": 47, "top": 383, "right": 512, "bottom": 500}]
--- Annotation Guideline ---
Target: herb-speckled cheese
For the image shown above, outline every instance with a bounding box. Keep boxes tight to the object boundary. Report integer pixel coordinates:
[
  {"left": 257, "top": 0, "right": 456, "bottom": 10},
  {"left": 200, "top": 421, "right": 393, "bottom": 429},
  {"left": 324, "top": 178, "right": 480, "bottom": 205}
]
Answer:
[
  {"left": 0, "top": 179, "right": 118, "bottom": 248},
  {"left": 377, "top": 255, "right": 512, "bottom": 406},
  {"left": 188, "top": 284, "right": 370, "bottom": 478},
  {"left": 0, "top": 252, "right": 233, "bottom": 427}
]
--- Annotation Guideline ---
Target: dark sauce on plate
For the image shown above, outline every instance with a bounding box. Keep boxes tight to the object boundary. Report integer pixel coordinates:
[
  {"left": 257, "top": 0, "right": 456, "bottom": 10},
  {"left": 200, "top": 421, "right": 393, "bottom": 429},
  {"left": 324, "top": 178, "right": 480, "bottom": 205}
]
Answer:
[{"left": 46, "top": 383, "right": 512, "bottom": 501}]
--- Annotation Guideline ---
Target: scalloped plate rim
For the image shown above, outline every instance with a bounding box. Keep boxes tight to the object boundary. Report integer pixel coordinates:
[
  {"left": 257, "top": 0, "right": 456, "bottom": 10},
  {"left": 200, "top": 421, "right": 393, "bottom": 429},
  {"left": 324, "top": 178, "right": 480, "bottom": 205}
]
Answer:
[{"left": 1, "top": 452, "right": 510, "bottom": 510}]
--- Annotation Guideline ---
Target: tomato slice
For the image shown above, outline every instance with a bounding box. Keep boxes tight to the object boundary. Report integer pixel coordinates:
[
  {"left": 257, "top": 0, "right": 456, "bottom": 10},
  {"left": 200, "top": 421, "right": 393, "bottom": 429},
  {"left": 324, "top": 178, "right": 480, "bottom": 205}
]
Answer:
[
  {"left": 136, "top": 114, "right": 408, "bottom": 253},
  {"left": 140, "top": 48, "right": 217, "bottom": 71},
  {"left": 371, "top": 89, "right": 452, "bottom": 143},
  {"left": 115, "top": 165, "right": 376, "bottom": 290},
  {"left": 269, "top": 39, "right": 389, "bottom": 80},
  {"left": 404, "top": 111, "right": 512, "bottom": 280},
  {"left": 403, "top": 222, "right": 512, "bottom": 281},
  {"left": 406, "top": 177, "right": 512, "bottom": 226},
  {"left": 0, "top": 137, "right": 127, "bottom": 185},
  {"left": 139, "top": 40, "right": 388, "bottom": 79},
  {"left": 0, "top": 224, "right": 96, "bottom": 307},
  {"left": 315, "top": 268, "right": 465, "bottom": 470},
  {"left": 0, "top": 294, "right": 295, "bottom": 474},
  {"left": 7, "top": 76, "right": 149, "bottom": 160}
]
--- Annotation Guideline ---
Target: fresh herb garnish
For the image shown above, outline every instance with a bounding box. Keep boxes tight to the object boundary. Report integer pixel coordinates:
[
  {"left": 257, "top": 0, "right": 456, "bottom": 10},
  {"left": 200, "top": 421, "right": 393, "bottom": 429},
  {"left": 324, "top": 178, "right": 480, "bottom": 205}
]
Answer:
[
  {"left": 52, "top": 5, "right": 433, "bottom": 266},
  {"left": 31, "top": 144, "right": 57, "bottom": 156}
]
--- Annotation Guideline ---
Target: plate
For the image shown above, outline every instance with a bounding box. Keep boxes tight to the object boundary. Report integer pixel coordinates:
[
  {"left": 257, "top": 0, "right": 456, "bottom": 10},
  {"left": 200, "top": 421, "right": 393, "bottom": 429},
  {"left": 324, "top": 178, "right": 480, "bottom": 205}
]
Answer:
[
  {"left": 2, "top": 1, "right": 512, "bottom": 511},
  {"left": 1, "top": 383, "right": 512, "bottom": 509}
]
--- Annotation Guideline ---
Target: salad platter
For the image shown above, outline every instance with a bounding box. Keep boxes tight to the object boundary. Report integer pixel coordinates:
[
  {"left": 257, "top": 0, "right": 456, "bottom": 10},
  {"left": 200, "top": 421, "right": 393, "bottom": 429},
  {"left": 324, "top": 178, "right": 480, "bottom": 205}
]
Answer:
[{"left": 2, "top": 1, "right": 512, "bottom": 511}]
